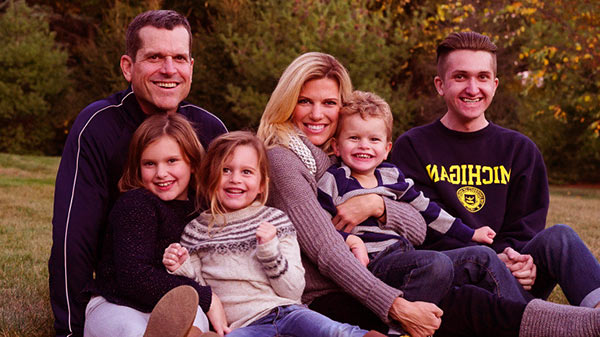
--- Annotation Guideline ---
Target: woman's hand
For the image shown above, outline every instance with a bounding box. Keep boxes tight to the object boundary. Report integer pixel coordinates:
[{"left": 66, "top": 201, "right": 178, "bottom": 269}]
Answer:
[
  {"left": 389, "top": 297, "right": 442, "bottom": 337},
  {"left": 162, "top": 243, "right": 188, "bottom": 272},
  {"left": 333, "top": 194, "right": 385, "bottom": 232},
  {"left": 207, "top": 293, "right": 231, "bottom": 336}
]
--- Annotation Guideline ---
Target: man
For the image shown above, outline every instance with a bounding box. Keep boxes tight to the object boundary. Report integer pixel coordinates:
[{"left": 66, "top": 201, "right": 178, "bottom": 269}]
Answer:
[
  {"left": 49, "top": 10, "right": 227, "bottom": 337},
  {"left": 392, "top": 31, "right": 600, "bottom": 310}
]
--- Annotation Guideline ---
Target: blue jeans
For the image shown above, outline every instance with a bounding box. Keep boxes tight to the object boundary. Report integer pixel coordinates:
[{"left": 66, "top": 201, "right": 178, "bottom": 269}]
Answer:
[
  {"left": 225, "top": 305, "right": 369, "bottom": 337},
  {"left": 523, "top": 224, "right": 600, "bottom": 307},
  {"left": 367, "top": 239, "right": 454, "bottom": 304},
  {"left": 443, "top": 246, "right": 532, "bottom": 304}
]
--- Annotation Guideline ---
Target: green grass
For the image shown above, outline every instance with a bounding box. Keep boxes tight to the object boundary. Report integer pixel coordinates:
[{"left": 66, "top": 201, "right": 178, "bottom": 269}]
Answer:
[
  {"left": 0, "top": 152, "right": 599, "bottom": 336},
  {"left": 0, "top": 153, "right": 58, "bottom": 337}
]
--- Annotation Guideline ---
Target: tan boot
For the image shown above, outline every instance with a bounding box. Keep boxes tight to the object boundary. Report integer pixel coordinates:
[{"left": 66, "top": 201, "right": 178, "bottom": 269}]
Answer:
[
  {"left": 143, "top": 285, "right": 199, "bottom": 337},
  {"left": 186, "top": 326, "right": 220, "bottom": 337}
]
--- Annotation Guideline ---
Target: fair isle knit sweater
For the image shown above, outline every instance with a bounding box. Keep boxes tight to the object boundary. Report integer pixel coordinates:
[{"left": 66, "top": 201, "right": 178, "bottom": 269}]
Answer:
[
  {"left": 266, "top": 134, "right": 428, "bottom": 323},
  {"left": 176, "top": 204, "right": 305, "bottom": 329}
]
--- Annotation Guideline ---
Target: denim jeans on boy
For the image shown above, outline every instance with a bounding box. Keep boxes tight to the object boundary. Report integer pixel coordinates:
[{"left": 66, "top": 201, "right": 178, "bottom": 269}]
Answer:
[
  {"left": 367, "top": 238, "right": 454, "bottom": 304},
  {"left": 522, "top": 224, "right": 600, "bottom": 307},
  {"left": 367, "top": 238, "right": 531, "bottom": 305},
  {"left": 225, "top": 304, "right": 370, "bottom": 337}
]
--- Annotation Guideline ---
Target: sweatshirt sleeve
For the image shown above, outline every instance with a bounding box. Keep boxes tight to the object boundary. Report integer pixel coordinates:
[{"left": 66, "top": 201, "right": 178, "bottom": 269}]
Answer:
[
  {"left": 267, "top": 146, "right": 402, "bottom": 323},
  {"left": 491, "top": 143, "right": 549, "bottom": 252}
]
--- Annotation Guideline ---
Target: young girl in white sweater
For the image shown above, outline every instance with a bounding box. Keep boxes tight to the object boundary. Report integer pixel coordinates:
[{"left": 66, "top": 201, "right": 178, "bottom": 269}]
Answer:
[{"left": 162, "top": 131, "right": 384, "bottom": 337}]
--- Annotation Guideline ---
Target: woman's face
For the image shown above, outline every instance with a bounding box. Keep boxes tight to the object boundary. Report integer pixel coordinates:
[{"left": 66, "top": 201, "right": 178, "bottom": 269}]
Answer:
[{"left": 291, "top": 77, "right": 341, "bottom": 146}]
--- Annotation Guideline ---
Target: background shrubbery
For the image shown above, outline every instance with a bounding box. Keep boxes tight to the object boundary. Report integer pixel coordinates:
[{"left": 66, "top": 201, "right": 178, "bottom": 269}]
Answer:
[{"left": 2, "top": 0, "right": 599, "bottom": 182}]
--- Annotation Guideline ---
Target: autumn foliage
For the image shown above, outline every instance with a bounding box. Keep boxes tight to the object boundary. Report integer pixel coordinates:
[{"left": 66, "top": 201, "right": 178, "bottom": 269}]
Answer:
[{"left": 3, "top": 0, "right": 599, "bottom": 182}]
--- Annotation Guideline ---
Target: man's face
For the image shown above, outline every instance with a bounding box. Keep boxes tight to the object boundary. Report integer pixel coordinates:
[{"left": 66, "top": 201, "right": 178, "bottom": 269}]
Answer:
[
  {"left": 434, "top": 50, "right": 498, "bottom": 131},
  {"left": 121, "top": 25, "right": 193, "bottom": 115}
]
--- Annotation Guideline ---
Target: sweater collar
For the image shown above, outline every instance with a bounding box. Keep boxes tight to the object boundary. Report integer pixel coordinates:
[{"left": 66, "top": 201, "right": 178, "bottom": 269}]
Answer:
[{"left": 198, "top": 201, "right": 264, "bottom": 226}]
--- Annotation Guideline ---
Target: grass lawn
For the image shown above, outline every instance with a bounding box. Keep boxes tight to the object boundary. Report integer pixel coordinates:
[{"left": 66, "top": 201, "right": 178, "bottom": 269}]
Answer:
[{"left": 0, "top": 152, "right": 599, "bottom": 336}]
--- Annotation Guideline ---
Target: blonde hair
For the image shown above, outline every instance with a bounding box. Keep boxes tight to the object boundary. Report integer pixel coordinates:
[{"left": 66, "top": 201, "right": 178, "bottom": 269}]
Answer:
[
  {"left": 257, "top": 52, "right": 352, "bottom": 151},
  {"left": 337, "top": 90, "right": 393, "bottom": 141},
  {"left": 199, "top": 131, "right": 270, "bottom": 228},
  {"left": 119, "top": 114, "right": 204, "bottom": 199}
]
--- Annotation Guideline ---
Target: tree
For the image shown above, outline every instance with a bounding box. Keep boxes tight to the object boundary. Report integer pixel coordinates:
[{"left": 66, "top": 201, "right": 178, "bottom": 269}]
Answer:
[
  {"left": 191, "top": 0, "right": 406, "bottom": 132},
  {"left": 0, "top": 0, "right": 69, "bottom": 154}
]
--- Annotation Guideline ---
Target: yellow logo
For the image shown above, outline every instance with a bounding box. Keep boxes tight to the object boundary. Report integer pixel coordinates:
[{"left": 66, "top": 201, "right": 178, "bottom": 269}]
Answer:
[{"left": 456, "top": 186, "right": 485, "bottom": 213}]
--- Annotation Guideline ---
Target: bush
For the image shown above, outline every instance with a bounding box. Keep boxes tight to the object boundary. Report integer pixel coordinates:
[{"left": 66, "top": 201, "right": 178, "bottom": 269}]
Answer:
[{"left": 0, "top": 0, "right": 69, "bottom": 154}]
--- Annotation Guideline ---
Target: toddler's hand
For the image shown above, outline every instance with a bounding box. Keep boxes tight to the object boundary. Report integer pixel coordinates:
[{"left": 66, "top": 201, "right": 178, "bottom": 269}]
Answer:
[
  {"left": 162, "top": 243, "right": 189, "bottom": 272},
  {"left": 346, "top": 234, "right": 369, "bottom": 267},
  {"left": 256, "top": 221, "right": 277, "bottom": 244},
  {"left": 472, "top": 226, "right": 496, "bottom": 244}
]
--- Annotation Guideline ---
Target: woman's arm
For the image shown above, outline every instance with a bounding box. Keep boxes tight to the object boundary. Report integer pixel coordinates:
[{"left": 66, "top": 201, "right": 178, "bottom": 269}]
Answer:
[{"left": 266, "top": 146, "right": 400, "bottom": 321}]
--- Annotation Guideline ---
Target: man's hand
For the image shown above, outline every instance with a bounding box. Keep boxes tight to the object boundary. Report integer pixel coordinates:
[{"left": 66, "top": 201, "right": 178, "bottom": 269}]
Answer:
[
  {"left": 497, "top": 247, "right": 537, "bottom": 290},
  {"left": 162, "top": 243, "right": 189, "bottom": 272},
  {"left": 389, "top": 297, "right": 443, "bottom": 337},
  {"left": 207, "top": 293, "right": 231, "bottom": 336},
  {"left": 333, "top": 194, "right": 384, "bottom": 232}
]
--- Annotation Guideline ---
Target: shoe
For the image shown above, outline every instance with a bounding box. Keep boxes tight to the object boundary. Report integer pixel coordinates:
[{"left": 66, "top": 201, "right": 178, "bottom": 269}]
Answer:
[
  {"left": 186, "top": 326, "right": 220, "bottom": 337},
  {"left": 144, "top": 285, "right": 199, "bottom": 337}
]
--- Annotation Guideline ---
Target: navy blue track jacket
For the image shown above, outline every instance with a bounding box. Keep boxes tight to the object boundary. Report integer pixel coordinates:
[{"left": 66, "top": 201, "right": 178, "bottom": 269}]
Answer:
[{"left": 48, "top": 87, "right": 227, "bottom": 337}]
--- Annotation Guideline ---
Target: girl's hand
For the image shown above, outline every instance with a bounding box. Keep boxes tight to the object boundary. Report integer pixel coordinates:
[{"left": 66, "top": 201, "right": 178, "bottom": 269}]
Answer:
[
  {"left": 256, "top": 221, "right": 277, "bottom": 244},
  {"left": 162, "top": 243, "right": 189, "bottom": 272},
  {"left": 207, "top": 293, "right": 231, "bottom": 336},
  {"left": 346, "top": 235, "right": 369, "bottom": 267},
  {"left": 472, "top": 226, "right": 496, "bottom": 244}
]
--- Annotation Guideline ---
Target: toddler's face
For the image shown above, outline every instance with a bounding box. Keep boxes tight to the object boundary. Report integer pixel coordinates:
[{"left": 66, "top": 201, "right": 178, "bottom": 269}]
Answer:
[
  {"left": 217, "top": 145, "right": 264, "bottom": 212},
  {"left": 333, "top": 114, "right": 392, "bottom": 177}
]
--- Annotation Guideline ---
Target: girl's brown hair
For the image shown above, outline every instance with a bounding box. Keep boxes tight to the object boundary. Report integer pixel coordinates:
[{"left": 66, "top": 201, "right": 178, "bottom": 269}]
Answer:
[
  {"left": 119, "top": 114, "right": 204, "bottom": 199},
  {"left": 199, "top": 131, "right": 270, "bottom": 225}
]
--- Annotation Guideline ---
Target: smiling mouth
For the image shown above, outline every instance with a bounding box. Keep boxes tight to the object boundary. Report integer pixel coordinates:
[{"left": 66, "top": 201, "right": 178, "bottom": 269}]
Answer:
[
  {"left": 156, "top": 181, "right": 173, "bottom": 188},
  {"left": 224, "top": 188, "right": 244, "bottom": 195},
  {"left": 461, "top": 97, "right": 482, "bottom": 103},
  {"left": 305, "top": 124, "right": 326, "bottom": 132},
  {"left": 156, "top": 82, "right": 178, "bottom": 88},
  {"left": 353, "top": 153, "right": 373, "bottom": 159}
]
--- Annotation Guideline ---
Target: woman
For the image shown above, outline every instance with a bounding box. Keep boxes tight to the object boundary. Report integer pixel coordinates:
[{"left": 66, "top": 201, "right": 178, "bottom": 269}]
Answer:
[{"left": 257, "top": 52, "right": 600, "bottom": 337}]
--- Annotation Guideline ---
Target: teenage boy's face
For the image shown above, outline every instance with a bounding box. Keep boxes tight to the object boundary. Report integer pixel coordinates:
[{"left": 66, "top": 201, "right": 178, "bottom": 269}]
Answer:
[
  {"left": 121, "top": 25, "right": 194, "bottom": 115},
  {"left": 434, "top": 49, "right": 498, "bottom": 131},
  {"left": 332, "top": 114, "right": 392, "bottom": 177}
]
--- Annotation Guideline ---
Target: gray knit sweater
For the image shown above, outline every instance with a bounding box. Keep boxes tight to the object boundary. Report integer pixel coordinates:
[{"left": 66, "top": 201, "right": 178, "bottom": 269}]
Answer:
[
  {"left": 266, "top": 134, "right": 427, "bottom": 323},
  {"left": 175, "top": 203, "right": 304, "bottom": 329}
]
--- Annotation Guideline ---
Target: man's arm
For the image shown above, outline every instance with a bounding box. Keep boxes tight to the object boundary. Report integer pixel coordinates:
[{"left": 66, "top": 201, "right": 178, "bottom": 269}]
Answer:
[
  {"left": 491, "top": 143, "right": 549, "bottom": 252},
  {"left": 49, "top": 127, "right": 112, "bottom": 337}
]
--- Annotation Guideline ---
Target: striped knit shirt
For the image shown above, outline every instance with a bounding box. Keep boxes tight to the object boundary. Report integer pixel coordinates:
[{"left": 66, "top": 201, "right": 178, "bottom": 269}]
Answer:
[
  {"left": 176, "top": 203, "right": 305, "bottom": 329},
  {"left": 317, "top": 162, "right": 475, "bottom": 252}
]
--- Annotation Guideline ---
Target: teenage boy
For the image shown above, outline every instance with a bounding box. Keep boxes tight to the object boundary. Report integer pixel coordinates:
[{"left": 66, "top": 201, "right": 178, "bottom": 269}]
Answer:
[
  {"left": 49, "top": 10, "right": 227, "bottom": 337},
  {"left": 392, "top": 31, "right": 600, "bottom": 309}
]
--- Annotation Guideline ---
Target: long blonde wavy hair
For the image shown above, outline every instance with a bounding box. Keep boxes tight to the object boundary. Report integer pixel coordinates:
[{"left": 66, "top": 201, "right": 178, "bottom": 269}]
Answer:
[{"left": 257, "top": 52, "right": 353, "bottom": 152}]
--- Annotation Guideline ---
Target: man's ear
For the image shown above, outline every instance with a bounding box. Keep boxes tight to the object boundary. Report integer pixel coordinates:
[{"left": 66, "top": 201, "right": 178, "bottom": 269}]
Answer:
[
  {"left": 434, "top": 76, "right": 444, "bottom": 96},
  {"left": 120, "top": 55, "right": 133, "bottom": 82}
]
